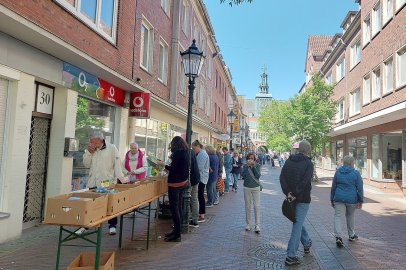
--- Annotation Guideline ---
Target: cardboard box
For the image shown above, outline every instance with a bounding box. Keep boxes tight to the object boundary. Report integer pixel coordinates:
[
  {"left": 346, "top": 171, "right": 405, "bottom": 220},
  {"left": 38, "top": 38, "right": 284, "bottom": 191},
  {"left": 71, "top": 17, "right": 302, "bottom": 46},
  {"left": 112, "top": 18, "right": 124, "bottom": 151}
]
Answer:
[
  {"left": 67, "top": 252, "right": 115, "bottom": 270},
  {"left": 44, "top": 193, "right": 107, "bottom": 226},
  {"left": 110, "top": 183, "right": 141, "bottom": 207},
  {"left": 105, "top": 188, "right": 133, "bottom": 215}
]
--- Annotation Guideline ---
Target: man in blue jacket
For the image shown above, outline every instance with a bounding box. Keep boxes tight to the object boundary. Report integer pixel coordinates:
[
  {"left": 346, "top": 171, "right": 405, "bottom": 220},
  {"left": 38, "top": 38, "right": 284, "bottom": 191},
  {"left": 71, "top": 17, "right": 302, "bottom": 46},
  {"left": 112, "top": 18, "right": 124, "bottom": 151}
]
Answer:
[{"left": 222, "top": 147, "right": 232, "bottom": 193}]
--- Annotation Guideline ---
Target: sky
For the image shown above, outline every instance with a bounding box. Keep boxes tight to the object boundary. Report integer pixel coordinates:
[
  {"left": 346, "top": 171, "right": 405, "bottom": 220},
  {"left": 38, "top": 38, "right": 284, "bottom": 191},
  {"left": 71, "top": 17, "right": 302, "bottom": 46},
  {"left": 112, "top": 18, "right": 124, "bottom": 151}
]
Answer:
[{"left": 204, "top": 0, "right": 359, "bottom": 101}]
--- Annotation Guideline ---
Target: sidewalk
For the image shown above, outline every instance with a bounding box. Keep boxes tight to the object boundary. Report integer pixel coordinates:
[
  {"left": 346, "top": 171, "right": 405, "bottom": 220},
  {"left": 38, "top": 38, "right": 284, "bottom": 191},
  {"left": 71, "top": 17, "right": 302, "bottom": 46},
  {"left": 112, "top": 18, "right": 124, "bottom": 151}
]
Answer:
[{"left": 0, "top": 164, "right": 406, "bottom": 269}]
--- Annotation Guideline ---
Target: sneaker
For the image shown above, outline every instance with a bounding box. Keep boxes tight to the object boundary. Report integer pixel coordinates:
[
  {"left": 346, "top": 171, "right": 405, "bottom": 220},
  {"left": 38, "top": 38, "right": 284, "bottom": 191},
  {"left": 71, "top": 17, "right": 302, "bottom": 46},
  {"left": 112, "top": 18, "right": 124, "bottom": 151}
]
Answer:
[
  {"left": 234, "top": 189, "right": 238, "bottom": 193},
  {"left": 285, "top": 256, "right": 300, "bottom": 266},
  {"left": 245, "top": 224, "right": 251, "bottom": 231},
  {"left": 349, "top": 234, "right": 359, "bottom": 241},
  {"left": 224, "top": 191, "right": 229, "bottom": 193},
  {"left": 336, "top": 236, "right": 343, "bottom": 247},
  {"left": 213, "top": 200, "right": 219, "bottom": 205},
  {"left": 304, "top": 246, "right": 310, "bottom": 254},
  {"left": 254, "top": 225, "right": 260, "bottom": 234},
  {"left": 75, "top": 227, "right": 88, "bottom": 235},
  {"left": 189, "top": 220, "right": 199, "bottom": 228},
  {"left": 198, "top": 217, "right": 206, "bottom": 223},
  {"left": 206, "top": 204, "right": 213, "bottom": 208},
  {"left": 109, "top": 227, "right": 117, "bottom": 235}
]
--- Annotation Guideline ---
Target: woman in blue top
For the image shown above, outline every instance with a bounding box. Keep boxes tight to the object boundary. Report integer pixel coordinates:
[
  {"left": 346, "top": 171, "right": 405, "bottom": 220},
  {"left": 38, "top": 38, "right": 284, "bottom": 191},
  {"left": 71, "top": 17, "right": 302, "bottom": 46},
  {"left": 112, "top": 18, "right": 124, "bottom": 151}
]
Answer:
[
  {"left": 330, "top": 155, "right": 364, "bottom": 247},
  {"left": 206, "top": 145, "right": 219, "bottom": 207}
]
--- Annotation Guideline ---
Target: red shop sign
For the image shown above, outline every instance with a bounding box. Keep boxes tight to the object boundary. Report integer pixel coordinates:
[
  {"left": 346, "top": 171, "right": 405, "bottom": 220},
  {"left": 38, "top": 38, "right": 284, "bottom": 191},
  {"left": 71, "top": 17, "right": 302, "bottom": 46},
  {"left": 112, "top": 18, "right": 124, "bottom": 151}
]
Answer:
[
  {"left": 129, "top": 92, "right": 150, "bottom": 118},
  {"left": 98, "top": 79, "right": 125, "bottom": 106}
]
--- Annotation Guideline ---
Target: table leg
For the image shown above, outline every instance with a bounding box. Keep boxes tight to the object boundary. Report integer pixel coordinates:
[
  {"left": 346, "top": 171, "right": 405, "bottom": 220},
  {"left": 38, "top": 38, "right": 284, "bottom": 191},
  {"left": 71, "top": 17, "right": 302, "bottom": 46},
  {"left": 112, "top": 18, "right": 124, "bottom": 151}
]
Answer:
[
  {"left": 94, "top": 226, "right": 102, "bottom": 270},
  {"left": 146, "top": 202, "right": 151, "bottom": 250},
  {"left": 155, "top": 198, "right": 159, "bottom": 240},
  {"left": 119, "top": 215, "right": 124, "bottom": 248},
  {"left": 55, "top": 226, "right": 63, "bottom": 270},
  {"left": 131, "top": 211, "right": 136, "bottom": 241}
]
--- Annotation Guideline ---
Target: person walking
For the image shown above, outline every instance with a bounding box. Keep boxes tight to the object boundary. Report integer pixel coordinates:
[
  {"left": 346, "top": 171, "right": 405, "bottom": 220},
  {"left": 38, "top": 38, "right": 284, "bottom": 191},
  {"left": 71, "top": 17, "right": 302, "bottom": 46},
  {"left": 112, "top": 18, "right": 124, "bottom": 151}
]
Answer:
[
  {"left": 82, "top": 131, "right": 124, "bottom": 235},
  {"left": 223, "top": 147, "right": 232, "bottom": 193},
  {"left": 164, "top": 136, "right": 190, "bottom": 242},
  {"left": 280, "top": 140, "right": 314, "bottom": 266},
  {"left": 206, "top": 145, "right": 219, "bottom": 207},
  {"left": 192, "top": 140, "right": 210, "bottom": 223},
  {"left": 231, "top": 151, "right": 242, "bottom": 192},
  {"left": 241, "top": 152, "right": 261, "bottom": 233},
  {"left": 122, "top": 142, "right": 148, "bottom": 182},
  {"left": 330, "top": 155, "right": 364, "bottom": 247}
]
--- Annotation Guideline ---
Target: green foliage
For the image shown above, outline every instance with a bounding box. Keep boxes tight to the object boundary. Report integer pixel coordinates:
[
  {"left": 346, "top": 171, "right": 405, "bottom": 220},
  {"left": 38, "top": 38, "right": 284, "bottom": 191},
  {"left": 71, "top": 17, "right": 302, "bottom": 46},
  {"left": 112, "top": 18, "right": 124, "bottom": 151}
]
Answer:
[
  {"left": 258, "top": 75, "right": 336, "bottom": 155},
  {"left": 220, "top": 0, "right": 254, "bottom": 6},
  {"left": 76, "top": 97, "right": 105, "bottom": 129}
]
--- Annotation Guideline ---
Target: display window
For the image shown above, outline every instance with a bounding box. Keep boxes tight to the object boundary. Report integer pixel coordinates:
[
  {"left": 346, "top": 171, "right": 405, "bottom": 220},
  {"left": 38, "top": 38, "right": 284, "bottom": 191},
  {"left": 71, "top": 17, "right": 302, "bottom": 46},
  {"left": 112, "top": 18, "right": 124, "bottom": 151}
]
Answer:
[
  {"left": 72, "top": 96, "right": 116, "bottom": 190},
  {"left": 371, "top": 134, "right": 380, "bottom": 179},
  {"left": 382, "top": 132, "right": 402, "bottom": 180},
  {"left": 348, "top": 137, "right": 367, "bottom": 177}
]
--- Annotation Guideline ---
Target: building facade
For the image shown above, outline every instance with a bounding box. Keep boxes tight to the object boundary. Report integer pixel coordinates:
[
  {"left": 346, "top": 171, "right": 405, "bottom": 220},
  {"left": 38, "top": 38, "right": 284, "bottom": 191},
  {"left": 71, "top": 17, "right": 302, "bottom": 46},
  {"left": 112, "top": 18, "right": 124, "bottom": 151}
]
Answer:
[
  {"left": 304, "top": 0, "right": 406, "bottom": 194},
  {"left": 0, "top": 0, "right": 238, "bottom": 243}
]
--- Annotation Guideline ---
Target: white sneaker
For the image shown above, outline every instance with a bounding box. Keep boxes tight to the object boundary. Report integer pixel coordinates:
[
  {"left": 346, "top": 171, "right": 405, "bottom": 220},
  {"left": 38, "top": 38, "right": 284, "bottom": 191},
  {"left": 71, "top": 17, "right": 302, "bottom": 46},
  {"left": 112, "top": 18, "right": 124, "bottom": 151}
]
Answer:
[
  {"left": 75, "top": 227, "right": 87, "bottom": 235},
  {"left": 245, "top": 225, "right": 251, "bottom": 231},
  {"left": 255, "top": 225, "right": 261, "bottom": 234},
  {"left": 109, "top": 227, "right": 117, "bottom": 235}
]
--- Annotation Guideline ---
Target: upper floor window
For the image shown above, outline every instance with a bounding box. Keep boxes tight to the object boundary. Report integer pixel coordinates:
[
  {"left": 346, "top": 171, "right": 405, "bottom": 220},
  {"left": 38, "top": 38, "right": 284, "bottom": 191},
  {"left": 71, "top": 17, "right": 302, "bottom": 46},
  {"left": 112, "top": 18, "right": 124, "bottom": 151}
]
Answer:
[
  {"left": 56, "top": 0, "right": 118, "bottom": 43},
  {"left": 396, "top": 47, "right": 406, "bottom": 87},
  {"left": 161, "top": 0, "right": 171, "bottom": 16},
  {"left": 182, "top": 1, "right": 190, "bottom": 36},
  {"left": 325, "top": 72, "right": 333, "bottom": 85},
  {"left": 372, "top": 2, "right": 381, "bottom": 37},
  {"left": 158, "top": 39, "right": 169, "bottom": 85},
  {"left": 396, "top": 0, "right": 406, "bottom": 12},
  {"left": 336, "top": 58, "right": 345, "bottom": 82},
  {"left": 363, "top": 15, "right": 371, "bottom": 46},
  {"left": 383, "top": 57, "right": 393, "bottom": 94},
  {"left": 383, "top": 0, "right": 393, "bottom": 24},
  {"left": 350, "top": 40, "right": 361, "bottom": 69},
  {"left": 350, "top": 88, "right": 361, "bottom": 116},
  {"left": 363, "top": 74, "right": 371, "bottom": 105},
  {"left": 140, "top": 19, "right": 154, "bottom": 72},
  {"left": 372, "top": 67, "right": 381, "bottom": 100},
  {"left": 199, "top": 83, "right": 205, "bottom": 110},
  {"left": 336, "top": 99, "right": 345, "bottom": 122}
]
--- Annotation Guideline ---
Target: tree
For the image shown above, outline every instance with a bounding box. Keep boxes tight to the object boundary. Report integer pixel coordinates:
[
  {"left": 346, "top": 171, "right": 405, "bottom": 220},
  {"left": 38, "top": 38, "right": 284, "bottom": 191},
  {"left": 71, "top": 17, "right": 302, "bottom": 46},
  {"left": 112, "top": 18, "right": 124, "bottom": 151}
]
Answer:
[{"left": 220, "top": 0, "right": 254, "bottom": 6}]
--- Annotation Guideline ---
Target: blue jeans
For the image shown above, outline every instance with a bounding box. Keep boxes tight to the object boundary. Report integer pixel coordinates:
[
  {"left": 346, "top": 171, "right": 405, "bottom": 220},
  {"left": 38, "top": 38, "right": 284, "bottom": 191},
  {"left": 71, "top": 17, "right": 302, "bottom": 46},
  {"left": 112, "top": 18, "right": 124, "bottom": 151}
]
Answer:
[
  {"left": 206, "top": 179, "right": 215, "bottom": 205},
  {"left": 287, "top": 203, "right": 312, "bottom": 258},
  {"left": 232, "top": 173, "right": 240, "bottom": 190},
  {"left": 224, "top": 170, "right": 231, "bottom": 192}
]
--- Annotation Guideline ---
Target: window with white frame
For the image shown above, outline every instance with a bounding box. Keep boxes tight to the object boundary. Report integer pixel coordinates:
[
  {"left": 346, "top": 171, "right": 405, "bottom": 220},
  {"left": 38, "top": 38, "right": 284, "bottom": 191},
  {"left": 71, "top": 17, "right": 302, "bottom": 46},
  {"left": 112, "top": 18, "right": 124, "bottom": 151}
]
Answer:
[
  {"left": 397, "top": 47, "right": 406, "bottom": 87},
  {"left": 55, "top": 0, "right": 118, "bottom": 42},
  {"left": 325, "top": 72, "right": 333, "bottom": 85},
  {"left": 207, "top": 51, "right": 212, "bottom": 79},
  {"left": 182, "top": 1, "right": 189, "bottom": 35},
  {"left": 140, "top": 20, "right": 154, "bottom": 72},
  {"left": 372, "top": 67, "right": 381, "bottom": 100},
  {"left": 372, "top": 2, "right": 381, "bottom": 36},
  {"left": 179, "top": 59, "right": 186, "bottom": 95},
  {"left": 350, "top": 88, "right": 361, "bottom": 116},
  {"left": 396, "top": 0, "right": 406, "bottom": 12},
  {"left": 350, "top": 40, "right": 361, "bottom": 68},
  {"left": 363, "top": 74, "right": 371, "bottom": 105},
  {"left": 158, "top": 39, "right": 168, "bottom": 85},
  {"left": 199, "top": 83, "right": 205, "bottom": 110},
  {"left": 206, "top": 89, "right": 211, "bottom": 115},
  {"left": 383, "top": 57, "right": 393, "bottom": 94},
  {"left": 336, "top": 58, "right": 345, "bottom": 81},
  {"left": 383, "top": 0, "right": 393, "bottom": 24},
  {"left": 363, "top": 16, "right": 371, "bottom": 46},
  {"left": 161, "top": 0, "right": 170, "bottom": 16},
  {"left": 336, "top": 99, "right": 345, "bottom": 122}
]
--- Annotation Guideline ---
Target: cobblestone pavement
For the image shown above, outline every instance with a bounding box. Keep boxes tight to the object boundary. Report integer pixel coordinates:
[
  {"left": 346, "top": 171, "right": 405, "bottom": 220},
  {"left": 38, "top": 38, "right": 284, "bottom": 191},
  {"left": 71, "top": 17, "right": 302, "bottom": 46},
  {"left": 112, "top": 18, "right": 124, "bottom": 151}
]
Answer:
[{"left": 0, "top": 164, "right": 406, "bottom": 269}]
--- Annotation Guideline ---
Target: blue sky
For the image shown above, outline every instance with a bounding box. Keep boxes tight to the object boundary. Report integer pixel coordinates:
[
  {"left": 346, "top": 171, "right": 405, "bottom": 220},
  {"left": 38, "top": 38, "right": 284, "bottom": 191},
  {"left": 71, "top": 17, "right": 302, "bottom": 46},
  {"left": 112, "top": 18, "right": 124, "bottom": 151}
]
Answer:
[{"left": 204, "top": 0, "right": 359, "bottom": 100}]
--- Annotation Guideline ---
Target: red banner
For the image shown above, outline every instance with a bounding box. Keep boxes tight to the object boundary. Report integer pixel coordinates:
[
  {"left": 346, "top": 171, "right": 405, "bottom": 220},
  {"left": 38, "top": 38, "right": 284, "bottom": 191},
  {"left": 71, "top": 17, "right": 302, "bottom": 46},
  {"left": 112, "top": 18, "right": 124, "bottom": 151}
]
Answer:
[
  {"left": 98, "top": 79, "right": 125, "bottom": 106},
  {"left": 129, "top": 92, "right": 150, "bottom": 118}
]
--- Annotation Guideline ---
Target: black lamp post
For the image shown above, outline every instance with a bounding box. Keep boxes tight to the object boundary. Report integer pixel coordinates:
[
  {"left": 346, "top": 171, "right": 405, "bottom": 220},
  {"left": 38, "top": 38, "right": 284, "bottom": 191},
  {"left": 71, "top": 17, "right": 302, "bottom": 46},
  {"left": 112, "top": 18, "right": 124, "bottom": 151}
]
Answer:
[
  {"left": 227, "top": 109, "right": 236, "bottom": 150},
  {"left": 180, "top": 39, "right": 204, "bottom": 232},
  {"left": 240, "top": 125, "right": 245, "bottom": 154}
]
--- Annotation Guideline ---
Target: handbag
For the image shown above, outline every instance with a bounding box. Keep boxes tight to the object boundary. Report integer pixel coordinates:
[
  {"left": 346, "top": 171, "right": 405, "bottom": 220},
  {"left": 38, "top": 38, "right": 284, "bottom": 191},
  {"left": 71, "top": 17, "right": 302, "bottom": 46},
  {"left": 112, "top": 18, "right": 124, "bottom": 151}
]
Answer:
[
  {"left": 282, "top": 198, "right": 296, "bottom": 223},
  {"left": 247, "top": 166, "right": 263, "bottom": 191}
]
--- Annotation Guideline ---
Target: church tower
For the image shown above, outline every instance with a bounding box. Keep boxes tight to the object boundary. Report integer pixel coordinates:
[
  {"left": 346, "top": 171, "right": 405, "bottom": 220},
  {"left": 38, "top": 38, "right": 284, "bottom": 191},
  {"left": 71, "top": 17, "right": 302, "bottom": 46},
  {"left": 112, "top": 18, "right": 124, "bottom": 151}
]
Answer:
[{"left": 255, "top": 66, "right": 272, "bottom": 115}]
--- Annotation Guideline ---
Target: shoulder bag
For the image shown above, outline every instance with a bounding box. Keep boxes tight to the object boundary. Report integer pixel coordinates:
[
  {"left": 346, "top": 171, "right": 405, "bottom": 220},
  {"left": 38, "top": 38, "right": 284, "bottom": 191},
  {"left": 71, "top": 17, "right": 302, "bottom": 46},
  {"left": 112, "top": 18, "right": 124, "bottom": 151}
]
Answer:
[{"left": 247, "top": 166, "right": 263, "bottom": 191}]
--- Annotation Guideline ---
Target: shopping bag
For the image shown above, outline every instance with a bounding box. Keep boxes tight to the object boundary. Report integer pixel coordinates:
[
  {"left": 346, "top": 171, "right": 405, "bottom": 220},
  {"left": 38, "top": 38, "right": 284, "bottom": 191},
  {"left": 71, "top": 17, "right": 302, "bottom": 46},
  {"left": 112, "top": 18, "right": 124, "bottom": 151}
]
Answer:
[
  {"left": 216, "top": 177, "right": 224, "bottom": 192},
  {"left": 282, "top": 199, "right": 296, "bottom": 223}
]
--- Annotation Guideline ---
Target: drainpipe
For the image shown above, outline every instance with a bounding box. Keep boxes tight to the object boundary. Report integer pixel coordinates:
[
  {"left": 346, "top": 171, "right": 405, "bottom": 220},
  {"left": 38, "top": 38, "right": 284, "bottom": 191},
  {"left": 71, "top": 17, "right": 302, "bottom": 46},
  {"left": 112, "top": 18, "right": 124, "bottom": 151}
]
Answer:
[{"left": 169, "top": 0, "right": 181, "bottom": 104}]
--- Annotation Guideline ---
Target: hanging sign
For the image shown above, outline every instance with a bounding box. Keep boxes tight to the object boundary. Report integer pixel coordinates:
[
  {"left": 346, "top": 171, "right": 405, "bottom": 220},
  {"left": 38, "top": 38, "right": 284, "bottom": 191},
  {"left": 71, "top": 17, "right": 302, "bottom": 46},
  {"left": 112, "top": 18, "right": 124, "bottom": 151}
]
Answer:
[
  {"left": 62, "top": 62, "right": 125, "bottom": 106},
  {"left": 129, "top": 92, "right": 150, "bottom": 118}
]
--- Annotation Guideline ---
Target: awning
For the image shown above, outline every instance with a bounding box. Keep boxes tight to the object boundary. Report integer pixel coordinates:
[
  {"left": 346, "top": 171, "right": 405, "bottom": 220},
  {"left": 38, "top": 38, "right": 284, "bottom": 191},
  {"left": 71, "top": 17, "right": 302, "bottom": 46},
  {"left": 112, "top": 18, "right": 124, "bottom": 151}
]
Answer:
[{"left": 211, "top": 133, "right": 230, "bottom": 141}]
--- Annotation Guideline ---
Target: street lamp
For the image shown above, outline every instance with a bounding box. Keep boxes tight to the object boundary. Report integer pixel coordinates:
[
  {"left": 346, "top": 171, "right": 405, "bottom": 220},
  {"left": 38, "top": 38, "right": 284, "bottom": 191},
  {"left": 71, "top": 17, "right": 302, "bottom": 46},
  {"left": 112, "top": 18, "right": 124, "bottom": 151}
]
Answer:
[
  {"left": 240, "top": 125, "right": 245, "bottom": 154},
  {"left": 227, "top": 109, "right": 236, "bottom": 150},
  {"left": 180, "top": 39, "right": 204, "bottom": 232}
]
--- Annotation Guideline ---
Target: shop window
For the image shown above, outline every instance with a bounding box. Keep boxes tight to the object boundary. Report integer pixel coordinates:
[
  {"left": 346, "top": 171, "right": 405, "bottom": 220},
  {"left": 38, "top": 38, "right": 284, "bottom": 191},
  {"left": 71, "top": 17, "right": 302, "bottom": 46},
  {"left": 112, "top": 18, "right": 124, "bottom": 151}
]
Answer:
[
  {"left": 348, "top": 137, "right": 367, "bottom": 177},
  {"left": 383, "top": 132, "right": 402, "bottom": 180},
  {"left": 72, "top": 96, "right": 115, "bottom": 190},
  {"left": 134, "top": 119, "right": 168, "bottom": 162},
  {"left": 0, "top": 79, "right": 9, "bottom": 209},
  {"left": 55, "top": 0, "right": 118, "bottom": 42},
  {"left": 336, "top": 140, "right": 344, "bottom": 167},
  {"left": 371, "top": 134, "right": 380, "bottom": 179}
]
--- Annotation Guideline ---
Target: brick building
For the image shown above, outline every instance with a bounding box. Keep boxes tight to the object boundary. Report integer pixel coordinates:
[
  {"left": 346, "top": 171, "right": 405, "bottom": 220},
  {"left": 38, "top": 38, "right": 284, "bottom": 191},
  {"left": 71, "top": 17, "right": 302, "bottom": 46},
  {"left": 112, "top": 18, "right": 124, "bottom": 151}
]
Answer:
[
  {"left": 303, "top": 0, "right": 406, "bottom": 194},
  {"left": 0, "top": 0, "right": 238, "bottom": 243}
]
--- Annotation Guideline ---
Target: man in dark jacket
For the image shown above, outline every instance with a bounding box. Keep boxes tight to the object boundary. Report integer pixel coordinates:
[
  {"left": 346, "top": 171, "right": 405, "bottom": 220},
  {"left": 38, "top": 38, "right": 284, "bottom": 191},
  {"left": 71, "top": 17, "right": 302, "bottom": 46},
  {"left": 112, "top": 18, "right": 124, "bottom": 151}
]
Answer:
[{"left": 280, "top": 140, "right": 314, "bottom": 266}]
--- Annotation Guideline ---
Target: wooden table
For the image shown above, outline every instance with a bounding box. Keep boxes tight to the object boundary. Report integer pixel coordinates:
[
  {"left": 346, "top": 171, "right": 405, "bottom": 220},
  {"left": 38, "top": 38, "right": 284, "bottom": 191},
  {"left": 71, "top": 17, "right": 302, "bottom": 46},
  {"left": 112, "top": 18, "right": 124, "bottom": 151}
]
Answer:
[{"left": 44, "top": 194, "right": 163, "bottom": 270}]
